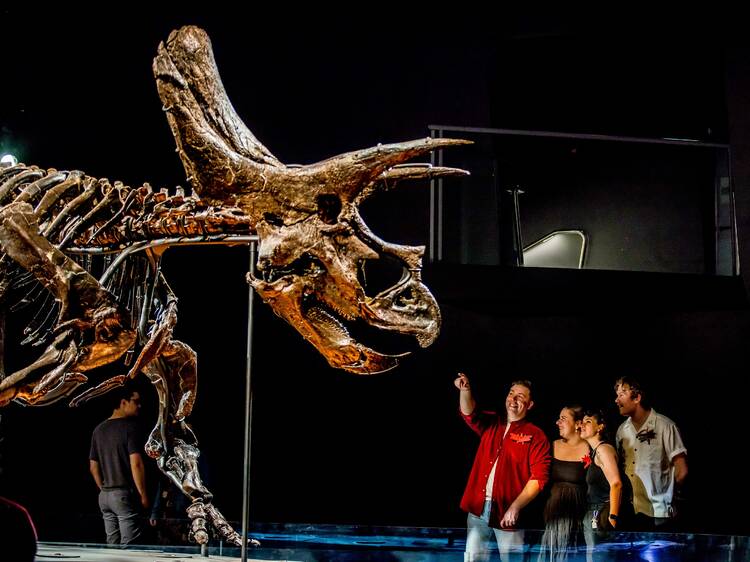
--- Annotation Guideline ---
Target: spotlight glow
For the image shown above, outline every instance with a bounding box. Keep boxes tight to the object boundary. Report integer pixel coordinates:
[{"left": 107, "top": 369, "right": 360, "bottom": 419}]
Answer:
[{"left": 0, "top": 154, "right": 18, "bottom": 167}]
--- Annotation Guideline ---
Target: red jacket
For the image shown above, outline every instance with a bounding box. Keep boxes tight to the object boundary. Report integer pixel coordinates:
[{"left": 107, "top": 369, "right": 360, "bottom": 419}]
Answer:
[{"left": 460, "top": 410, "right": 550, "bottom": 529}]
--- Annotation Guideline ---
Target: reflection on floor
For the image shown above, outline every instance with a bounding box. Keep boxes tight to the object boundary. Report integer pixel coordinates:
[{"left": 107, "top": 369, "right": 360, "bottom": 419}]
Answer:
[
  {"left": 37, "top": 543, "right": 268, "bottom": 562},
  {"left": 34, "top": 524, "right": 750, "bottom": 562}
]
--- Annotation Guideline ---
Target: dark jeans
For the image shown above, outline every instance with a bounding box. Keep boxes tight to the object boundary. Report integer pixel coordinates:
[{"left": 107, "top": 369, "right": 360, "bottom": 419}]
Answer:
[{"left": 98, "top": 489, "right": 143, "bottom": 545}]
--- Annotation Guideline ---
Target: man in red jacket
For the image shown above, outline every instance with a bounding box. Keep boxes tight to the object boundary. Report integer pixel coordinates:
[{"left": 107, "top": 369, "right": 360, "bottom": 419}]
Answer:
[{"left": 455, "top": 373, "right": 550, "bottom": 562}]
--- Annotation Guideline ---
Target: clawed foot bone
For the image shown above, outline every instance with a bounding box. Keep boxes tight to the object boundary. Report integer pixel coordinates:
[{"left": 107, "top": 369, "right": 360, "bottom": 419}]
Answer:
[{"left": 187, "top": 500, "right": 260, "bottom": 546}]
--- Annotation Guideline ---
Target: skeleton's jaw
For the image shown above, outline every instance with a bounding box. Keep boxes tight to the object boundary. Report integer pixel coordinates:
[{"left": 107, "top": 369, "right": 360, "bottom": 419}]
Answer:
[
  {"left": 12, "top": 374, "right": 88, "bottom": 406},
  {"left": 248, "top": 273, "right": 408, "bottom": 374},
  {"left": 361, "top": 271, "right": 441, "bottom": 348}
]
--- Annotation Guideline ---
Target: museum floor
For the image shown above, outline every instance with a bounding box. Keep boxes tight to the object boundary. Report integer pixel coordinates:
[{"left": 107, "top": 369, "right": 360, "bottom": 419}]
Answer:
[{"left": 31, "top": 523, "right": 750, "bottom": 561}]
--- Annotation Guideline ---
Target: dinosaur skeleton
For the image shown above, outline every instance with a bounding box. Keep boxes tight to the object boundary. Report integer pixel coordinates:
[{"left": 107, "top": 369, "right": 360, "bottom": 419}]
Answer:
[{"left": 0, "top": 26, "right": 469, "bottom": 545}]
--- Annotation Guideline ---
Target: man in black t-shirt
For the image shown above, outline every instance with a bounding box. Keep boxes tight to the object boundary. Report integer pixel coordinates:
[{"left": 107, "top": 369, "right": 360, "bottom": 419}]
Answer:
[{"left": 89, "top": 384, "right": 148, "bottom": 544}]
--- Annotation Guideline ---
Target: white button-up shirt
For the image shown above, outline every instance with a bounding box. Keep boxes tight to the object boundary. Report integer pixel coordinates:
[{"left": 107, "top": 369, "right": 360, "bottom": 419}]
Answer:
[{"left": 616, "top": 408, "right": 686, "bottom": 518}]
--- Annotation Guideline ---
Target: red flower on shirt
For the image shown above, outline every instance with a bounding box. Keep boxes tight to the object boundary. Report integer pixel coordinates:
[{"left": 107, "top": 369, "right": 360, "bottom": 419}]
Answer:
[
  {"left": 581, "top": 454, "right": 592, "bottom": 468},
  {"left": 510, "top": 433, "right": 532, "bottom": 444}
]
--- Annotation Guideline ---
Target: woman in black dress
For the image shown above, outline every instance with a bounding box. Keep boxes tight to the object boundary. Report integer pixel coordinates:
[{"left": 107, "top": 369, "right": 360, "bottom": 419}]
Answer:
[{"left": 539, "top": 405, "right": 590, "bottom": 561}]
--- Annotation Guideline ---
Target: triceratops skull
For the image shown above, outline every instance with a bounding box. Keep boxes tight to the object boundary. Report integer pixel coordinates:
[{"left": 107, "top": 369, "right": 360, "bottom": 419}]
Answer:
[{"left": 154, "top": 26, "right": 470, "bottom": 373}]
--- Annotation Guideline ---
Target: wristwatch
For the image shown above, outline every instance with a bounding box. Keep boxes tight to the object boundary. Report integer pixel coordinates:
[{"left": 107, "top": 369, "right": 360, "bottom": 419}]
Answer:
[{"left": 608, "top": 513, "right": 618, "bottom": 520}]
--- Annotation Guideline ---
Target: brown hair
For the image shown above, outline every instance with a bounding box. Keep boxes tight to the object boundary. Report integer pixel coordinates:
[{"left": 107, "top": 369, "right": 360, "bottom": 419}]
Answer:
[
  {"left": 563, "top": 404, "right": 584, "bottom": 422},
  {"left": 583, "top": 407, "right": 611, "bottom": 442},
  {"left": 510, "top": 379, "right": 533, "bottom": 399},
  {"left": 614, "top": 376, "right": 650, "bottom": 409}
]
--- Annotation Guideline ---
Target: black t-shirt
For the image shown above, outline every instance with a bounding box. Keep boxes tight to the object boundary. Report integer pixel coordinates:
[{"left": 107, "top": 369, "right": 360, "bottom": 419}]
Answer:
[{"left": 89, "top": 418, "right": 141, "bottom": 490}]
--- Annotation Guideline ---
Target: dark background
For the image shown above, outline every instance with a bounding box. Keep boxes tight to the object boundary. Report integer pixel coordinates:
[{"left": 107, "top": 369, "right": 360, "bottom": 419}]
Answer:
[{"left": 1, "top": 7, "right": 749, "bottom": 540}]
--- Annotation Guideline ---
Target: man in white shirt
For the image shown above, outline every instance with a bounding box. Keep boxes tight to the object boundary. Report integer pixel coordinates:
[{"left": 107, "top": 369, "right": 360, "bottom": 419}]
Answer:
[{"left": 614, "top": 377, "right": 688, "bottom": 530}]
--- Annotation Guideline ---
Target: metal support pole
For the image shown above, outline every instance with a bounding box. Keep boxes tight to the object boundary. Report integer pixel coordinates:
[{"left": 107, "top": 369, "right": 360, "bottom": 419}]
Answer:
[
  {"left": 240, "top": 240, "right": 257, "bottom": 562},
  {"left": 508, "top": 187, "right": 525, "bottom": 266},
  {"left": 429, "top": 129, "right": 437, "bottom": 263},
  {"left": 429, "top": 128, "right": 445, "bottom": 263}
]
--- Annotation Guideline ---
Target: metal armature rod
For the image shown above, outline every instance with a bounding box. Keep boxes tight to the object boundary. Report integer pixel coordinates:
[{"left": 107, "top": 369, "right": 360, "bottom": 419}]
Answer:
[
  {"left": 508, "top": 187, "right": 525, "bottom": 266},
  {"left": 428, "top": 124, "right": 731, "bottom": 149},
  {"left": 241, "top": 240, "right": 257, "bottom": 562}
]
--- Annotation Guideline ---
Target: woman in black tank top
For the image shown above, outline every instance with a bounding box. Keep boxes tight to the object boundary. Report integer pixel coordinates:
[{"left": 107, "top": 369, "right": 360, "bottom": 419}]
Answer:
[
  {"left": 539, "top": 405, "right": 589, "bottom": 561},
  {"left": 580, "top": 409, "right": 622, "bottom": 541}
]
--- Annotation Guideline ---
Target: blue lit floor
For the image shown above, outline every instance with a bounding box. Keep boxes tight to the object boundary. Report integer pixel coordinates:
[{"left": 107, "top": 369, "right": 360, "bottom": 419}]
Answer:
[
  {"left": 36, "top": 525, "right": 750, "bottom": 561},
  {"left": 242, "top": 524, "right": 749, "bottom": 561}
]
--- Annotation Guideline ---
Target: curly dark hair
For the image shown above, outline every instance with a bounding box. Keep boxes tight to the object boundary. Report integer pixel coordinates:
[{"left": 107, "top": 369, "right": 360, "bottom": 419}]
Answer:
[
  {"left": 583, "top": 407, "right": 611, "bottom": 442},
  {"left": 614, "top": 376, "right": 650, "bottom": 409}
]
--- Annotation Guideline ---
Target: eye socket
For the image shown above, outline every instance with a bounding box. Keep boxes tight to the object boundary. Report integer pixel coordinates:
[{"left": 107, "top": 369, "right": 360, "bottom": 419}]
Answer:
[
  {"left": 357, "top": 254, "right": 407, "bottom": 298},
  {"left": 264, "top": 212, "right": 284, "bottom": 226},
  {"left": 317, "top": 194, "right": 342, "bottom": 225}
]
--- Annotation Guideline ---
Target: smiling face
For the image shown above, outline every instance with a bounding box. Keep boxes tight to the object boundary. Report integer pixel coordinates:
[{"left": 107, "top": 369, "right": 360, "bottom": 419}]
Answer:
[
  {"left": 580, "top": 414, "right": 605, "bottom": 441},
  {"left": 556, "top": 407, "right": 580, "bottom": 439},
  {"left": 505, "top": 384, "right": 533, "bottom": 422}
]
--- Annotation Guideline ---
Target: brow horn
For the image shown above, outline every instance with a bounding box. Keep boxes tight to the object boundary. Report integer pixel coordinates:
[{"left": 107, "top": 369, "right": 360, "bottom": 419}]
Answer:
[
  {"left": 153, "top": 25, "right": 283, "bottom": 201},
  {"left": 154, "top": 26, "right": 472, "bottom": 214},
  {"left": 303, "top": 137, "right": 472, "bottom": 203}
]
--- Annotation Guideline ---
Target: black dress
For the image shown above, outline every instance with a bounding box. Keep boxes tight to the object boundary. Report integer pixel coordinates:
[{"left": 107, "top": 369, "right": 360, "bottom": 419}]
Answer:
[{"left": 539, "top": 458, "right": 588, "bottom": 561}]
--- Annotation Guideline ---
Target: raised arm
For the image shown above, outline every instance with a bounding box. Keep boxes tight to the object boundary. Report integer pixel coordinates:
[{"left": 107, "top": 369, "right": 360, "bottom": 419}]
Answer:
[{"left": 454, "top": 372, "right": 476, "bottom": 416}]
